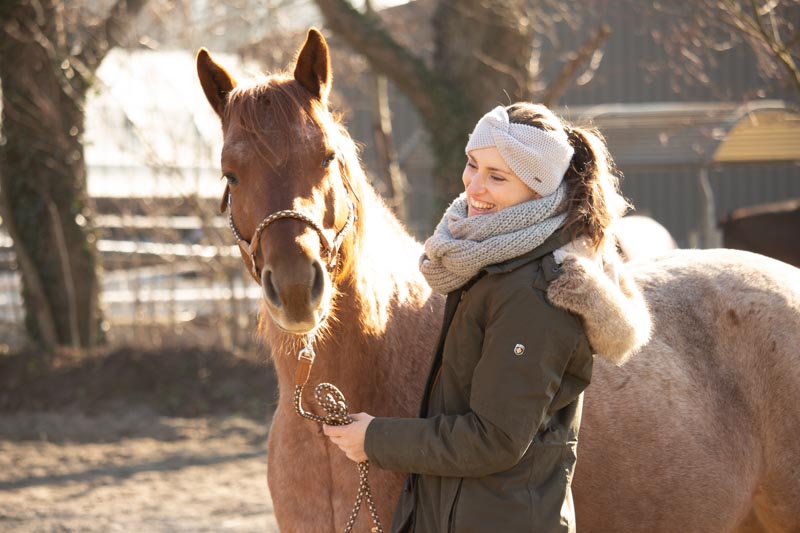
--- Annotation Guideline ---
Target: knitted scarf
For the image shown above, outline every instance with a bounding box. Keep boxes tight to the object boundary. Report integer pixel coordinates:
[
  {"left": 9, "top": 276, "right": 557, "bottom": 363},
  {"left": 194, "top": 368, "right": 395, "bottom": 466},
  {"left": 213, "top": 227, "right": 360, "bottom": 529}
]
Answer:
[{"left": 420, "top": 183, "right": 568, "bottom": 294}]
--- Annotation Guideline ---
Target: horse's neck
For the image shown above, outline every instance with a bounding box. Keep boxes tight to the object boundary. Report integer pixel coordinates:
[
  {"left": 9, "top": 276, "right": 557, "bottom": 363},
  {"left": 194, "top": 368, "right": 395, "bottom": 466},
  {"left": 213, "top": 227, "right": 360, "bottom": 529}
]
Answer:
[
  {"left": 269, "top": 185, "right": 432, "bottom": 405},
  {"left": 349, "top": 186, "right": 431, "bottom": 335}
]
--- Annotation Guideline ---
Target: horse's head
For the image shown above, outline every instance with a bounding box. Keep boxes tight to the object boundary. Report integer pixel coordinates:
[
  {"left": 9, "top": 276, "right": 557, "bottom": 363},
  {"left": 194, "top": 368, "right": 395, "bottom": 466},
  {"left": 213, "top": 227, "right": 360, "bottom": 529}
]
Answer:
[{"left": 197, "top": 29, "right": 359, "bottom": 335}]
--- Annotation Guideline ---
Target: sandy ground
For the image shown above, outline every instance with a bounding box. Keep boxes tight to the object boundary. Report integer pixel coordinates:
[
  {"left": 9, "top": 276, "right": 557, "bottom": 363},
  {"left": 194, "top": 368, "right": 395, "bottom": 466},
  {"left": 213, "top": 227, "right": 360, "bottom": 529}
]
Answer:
[{"left": 0, "top": 409, "right": 279, "bottom": 532}]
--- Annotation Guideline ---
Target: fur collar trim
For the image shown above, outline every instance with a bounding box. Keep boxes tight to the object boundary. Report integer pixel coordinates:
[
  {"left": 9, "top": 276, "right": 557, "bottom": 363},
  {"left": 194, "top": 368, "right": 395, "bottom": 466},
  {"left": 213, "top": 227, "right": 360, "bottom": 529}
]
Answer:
[{"left": 547, "top": 247, "right": 651, "bottom": 366}]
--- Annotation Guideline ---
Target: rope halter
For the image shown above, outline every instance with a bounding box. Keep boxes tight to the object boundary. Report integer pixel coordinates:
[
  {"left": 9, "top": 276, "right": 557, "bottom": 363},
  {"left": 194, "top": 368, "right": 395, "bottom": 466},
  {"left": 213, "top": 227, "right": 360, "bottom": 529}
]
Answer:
[{"left": 226, "top": 153, "right": 358, "bottom": 283}]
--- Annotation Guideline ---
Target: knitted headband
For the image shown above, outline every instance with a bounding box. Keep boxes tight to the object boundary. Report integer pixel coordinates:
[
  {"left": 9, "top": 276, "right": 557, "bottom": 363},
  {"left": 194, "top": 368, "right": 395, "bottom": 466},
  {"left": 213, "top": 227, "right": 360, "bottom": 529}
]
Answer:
[{"left": 464, "top": 106, "right": 575, "bottom": 196}]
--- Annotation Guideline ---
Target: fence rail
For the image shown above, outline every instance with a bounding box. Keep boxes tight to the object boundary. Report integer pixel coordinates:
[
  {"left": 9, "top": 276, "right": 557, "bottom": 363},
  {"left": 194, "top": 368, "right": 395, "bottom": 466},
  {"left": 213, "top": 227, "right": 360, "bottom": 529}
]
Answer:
[{"left": 0, "top": 212, "right": 260, "bottom": 350}]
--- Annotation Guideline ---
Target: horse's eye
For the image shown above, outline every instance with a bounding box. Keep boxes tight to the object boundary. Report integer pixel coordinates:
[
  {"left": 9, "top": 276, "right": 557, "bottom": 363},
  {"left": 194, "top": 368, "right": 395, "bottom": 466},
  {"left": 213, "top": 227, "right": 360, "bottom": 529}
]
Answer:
[
  {"left": 223, "top": 173, "right": 239, "bottom": 186},
  {"left": 322, "top": 153, "right": 336, "bottom": 169}
]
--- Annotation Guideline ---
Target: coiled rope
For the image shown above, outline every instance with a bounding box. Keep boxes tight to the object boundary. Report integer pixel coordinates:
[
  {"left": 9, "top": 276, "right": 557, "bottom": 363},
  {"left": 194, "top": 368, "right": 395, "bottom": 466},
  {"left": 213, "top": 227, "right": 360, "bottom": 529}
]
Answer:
[{"left": 293, "top": 342, "right": 383, "bottom": 533}]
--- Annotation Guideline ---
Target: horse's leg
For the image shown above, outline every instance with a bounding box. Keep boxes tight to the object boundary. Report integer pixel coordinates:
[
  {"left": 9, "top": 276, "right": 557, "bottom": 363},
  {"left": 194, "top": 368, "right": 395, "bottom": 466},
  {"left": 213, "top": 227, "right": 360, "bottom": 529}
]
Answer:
[
  {"left": 736, "top": 485, "right": 800, "bottom": 533},
  {"left": 734, "top": 507, "right": 771, "bottom": 533},
  {"left": 734, "top": 457, "right": 800, "bottom": 532},
  {"left": 267, "top": 407, "right": 338, "bottom": 533},
  {"left": 741, "top": 369, "right": 800, "bottom": 530},
  {"left": 268, "top": 405, "right": 390, "bottom": 532},
  {"left": 730, "top": 295, "right": 800, "bottom": 533}
]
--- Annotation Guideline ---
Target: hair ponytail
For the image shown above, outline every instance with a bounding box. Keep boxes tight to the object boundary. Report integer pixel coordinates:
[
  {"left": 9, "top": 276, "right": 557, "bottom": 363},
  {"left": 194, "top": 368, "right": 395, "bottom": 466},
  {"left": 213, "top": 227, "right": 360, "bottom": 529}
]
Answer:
[{"left": 506, "top": 103, "right": 630, "bottom": 250}]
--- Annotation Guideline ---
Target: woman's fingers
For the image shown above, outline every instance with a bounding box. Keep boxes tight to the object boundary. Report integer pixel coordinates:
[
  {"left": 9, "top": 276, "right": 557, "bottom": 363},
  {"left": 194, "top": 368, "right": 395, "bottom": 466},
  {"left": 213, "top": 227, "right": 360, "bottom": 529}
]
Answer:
[{"left": 322, "top": 414, "right": 373, "bottom": 463}]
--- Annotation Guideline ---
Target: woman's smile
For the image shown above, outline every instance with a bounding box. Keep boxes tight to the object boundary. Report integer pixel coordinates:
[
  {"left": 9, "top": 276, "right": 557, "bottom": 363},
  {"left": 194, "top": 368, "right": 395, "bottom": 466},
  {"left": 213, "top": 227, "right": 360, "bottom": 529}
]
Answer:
[{"left": 468, "top": 197, "right": 497, "bottom": 214}]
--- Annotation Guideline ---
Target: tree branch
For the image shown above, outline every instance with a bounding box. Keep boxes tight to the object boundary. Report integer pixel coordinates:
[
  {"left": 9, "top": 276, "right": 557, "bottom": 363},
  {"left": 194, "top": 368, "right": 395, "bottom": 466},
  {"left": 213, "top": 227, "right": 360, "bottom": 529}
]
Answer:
[
  {"left": 541, "top": 24, "right": 611, "bottom": 107},
  {"left": 747, "top": 0, "right": 800, "bottom": 94},
  {"left": 312, "top": 0, "right": 451, "bottom": 125},
  {"left": 78, "top": 0, "right": 150, "bottom": 74}
]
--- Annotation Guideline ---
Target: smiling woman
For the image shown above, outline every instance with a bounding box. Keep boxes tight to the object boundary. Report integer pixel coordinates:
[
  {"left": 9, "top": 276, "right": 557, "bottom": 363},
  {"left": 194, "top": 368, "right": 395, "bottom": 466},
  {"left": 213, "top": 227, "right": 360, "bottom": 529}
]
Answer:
[{"left": 324, "top": 102, "right": 643, "bottom": 532}]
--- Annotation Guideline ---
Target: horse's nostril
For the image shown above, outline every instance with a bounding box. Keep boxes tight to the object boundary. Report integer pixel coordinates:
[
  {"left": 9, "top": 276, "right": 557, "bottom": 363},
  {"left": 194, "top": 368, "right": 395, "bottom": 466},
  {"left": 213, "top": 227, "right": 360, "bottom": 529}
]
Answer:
[
  {"left": 263, "top": 268, "right": 281, "bottom": 308},
  {"left": 310, "top": 261, "right": 325, "bottom": 305}
]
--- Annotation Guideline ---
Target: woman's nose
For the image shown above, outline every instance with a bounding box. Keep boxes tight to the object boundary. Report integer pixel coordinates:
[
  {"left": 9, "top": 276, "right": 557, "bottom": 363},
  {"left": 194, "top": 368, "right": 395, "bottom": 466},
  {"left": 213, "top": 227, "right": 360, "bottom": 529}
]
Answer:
[{"left": 466, "top": 173, "right": 485, "bottom": 193}]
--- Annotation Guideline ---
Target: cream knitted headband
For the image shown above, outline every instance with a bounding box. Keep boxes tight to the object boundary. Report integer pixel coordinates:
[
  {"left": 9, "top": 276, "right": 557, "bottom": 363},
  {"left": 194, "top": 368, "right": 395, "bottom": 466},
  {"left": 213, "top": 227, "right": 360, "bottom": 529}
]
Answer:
[{"left": 464, "top": 106, "right": 574, "bottom": 196}]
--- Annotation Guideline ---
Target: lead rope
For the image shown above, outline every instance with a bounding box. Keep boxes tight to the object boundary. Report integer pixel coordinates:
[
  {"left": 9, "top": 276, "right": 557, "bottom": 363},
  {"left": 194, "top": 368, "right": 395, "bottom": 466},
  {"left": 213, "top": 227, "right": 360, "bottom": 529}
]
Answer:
[{"left": 293, "top": 336, "right": 383, "bottom": 533}]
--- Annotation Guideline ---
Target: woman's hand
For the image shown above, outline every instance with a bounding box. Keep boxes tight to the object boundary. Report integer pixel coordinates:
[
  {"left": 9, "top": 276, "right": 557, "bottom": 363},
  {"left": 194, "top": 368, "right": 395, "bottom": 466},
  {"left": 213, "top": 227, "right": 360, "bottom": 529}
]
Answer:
[{"left": 323, "top": 412, "right": 375, "bottom": 463}]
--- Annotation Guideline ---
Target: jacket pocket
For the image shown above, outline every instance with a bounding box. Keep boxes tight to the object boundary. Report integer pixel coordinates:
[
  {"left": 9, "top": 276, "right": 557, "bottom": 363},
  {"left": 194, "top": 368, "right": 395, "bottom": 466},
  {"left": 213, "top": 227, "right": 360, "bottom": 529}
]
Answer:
[{"left": 447, "top": 478, "right": 464, "bottom": 533}]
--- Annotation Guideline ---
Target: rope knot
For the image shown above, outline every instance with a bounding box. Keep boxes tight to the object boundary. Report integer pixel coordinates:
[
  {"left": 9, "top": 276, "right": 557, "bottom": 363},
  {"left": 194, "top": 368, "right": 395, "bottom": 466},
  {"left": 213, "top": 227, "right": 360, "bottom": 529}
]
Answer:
[{"left": 315, "top": 383, "right": 351, "bottom": 426}]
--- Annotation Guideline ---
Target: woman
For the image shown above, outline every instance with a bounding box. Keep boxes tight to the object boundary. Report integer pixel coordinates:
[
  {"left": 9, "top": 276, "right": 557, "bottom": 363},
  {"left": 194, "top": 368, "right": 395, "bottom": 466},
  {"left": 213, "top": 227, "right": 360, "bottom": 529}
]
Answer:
[{"left": 324, "top": 103, "right": 646, "bottom": 532}]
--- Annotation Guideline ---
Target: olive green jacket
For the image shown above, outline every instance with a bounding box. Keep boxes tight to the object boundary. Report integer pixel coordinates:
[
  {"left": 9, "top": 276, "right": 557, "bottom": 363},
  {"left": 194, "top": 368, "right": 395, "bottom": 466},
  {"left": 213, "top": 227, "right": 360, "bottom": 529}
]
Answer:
[{"left": 364, "top": 231, "right": 595, "bottom": 532}]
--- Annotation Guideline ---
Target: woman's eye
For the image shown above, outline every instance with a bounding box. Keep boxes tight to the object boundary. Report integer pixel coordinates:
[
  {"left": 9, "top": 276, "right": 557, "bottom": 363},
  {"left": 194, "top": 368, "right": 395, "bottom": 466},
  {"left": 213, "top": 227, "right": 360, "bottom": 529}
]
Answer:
[
  {"left": 223, "top": 173, "right": 238, "bottom": 185},
  {"left": 466, "top": 161, "right": 477, "bottom": 170},
  {"left": 490, "top": 174, "right": 506, "bottom": 182}
]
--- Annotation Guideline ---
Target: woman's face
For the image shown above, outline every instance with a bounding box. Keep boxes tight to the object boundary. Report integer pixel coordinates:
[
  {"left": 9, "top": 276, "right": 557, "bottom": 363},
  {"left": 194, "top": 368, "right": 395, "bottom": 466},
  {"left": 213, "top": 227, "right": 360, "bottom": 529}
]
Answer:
[{"left": 462, "top": 146, "right": 540, "bottom": 217}]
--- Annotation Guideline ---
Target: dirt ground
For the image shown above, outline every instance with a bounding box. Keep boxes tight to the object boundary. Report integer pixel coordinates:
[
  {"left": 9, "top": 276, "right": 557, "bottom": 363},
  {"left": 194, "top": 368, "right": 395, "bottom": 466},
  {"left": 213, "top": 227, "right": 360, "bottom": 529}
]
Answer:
[{"left": 0, "top": 347, "right": 281, "bottom": 532}]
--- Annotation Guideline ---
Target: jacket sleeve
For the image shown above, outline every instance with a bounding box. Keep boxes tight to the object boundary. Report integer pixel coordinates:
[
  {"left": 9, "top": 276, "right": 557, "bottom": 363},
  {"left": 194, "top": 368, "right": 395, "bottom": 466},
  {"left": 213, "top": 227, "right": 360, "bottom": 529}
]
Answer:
[{"left": 364, "top": 283, "right": 585, "bottom": 478}]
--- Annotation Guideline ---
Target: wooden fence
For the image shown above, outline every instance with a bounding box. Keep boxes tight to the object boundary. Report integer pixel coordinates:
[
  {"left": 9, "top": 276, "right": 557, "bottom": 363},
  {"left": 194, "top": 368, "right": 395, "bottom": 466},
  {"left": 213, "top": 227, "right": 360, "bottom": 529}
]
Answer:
[{"left": 0, "top": 207, "right": 263, "bottom": 351}]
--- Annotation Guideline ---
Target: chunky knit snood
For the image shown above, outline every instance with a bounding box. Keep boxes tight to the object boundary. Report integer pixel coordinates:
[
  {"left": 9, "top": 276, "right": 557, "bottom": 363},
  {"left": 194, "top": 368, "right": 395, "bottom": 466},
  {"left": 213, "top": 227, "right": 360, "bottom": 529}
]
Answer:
[{"left": 420, "top": 183, "right": 568, "bottom": 294}]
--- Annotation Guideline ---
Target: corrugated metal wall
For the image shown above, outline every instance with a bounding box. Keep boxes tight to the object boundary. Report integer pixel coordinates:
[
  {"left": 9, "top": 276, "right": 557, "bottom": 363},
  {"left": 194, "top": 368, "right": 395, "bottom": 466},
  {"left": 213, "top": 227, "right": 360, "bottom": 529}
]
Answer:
[{"left": 620, "top": 163, "right": 800, "bottom": 247}]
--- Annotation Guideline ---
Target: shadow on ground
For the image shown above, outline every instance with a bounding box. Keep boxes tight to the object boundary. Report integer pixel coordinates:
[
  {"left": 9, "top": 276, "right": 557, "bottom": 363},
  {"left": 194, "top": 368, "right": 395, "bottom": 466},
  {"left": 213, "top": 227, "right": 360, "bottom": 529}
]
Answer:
[
  {"left": 0, "top": 345, "right": 277, "bottom": 429},
  {"left": 0, "top": 346, "right": 280, "bottom": 532}
]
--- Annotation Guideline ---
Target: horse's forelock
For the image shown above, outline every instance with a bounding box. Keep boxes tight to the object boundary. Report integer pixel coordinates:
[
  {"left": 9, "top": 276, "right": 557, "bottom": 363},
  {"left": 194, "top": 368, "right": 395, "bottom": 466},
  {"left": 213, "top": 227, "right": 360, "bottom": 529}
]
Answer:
[{"left": 224, "top": 75, "right": 329, "bottom": 166}]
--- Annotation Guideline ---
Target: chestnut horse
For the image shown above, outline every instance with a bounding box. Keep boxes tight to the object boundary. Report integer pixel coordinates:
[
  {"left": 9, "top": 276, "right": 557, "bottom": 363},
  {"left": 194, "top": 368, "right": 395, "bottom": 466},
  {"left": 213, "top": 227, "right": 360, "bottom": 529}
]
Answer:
[{"left": 197, "top": 29, "right": 800, "bottom": 532}]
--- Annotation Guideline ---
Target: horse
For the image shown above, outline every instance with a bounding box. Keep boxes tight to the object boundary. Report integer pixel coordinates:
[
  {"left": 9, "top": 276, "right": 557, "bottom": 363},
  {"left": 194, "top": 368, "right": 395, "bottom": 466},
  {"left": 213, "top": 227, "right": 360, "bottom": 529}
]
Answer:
[
  {"left": 720, "top": 198, "right": 800, "bottom": 268},
  {"left": 197, "top": 29, "right": 800, "bottom": 532}
]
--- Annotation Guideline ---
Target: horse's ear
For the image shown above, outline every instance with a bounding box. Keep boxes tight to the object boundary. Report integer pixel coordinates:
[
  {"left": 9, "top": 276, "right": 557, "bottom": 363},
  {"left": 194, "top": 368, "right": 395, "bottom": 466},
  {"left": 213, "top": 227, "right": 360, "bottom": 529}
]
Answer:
[
  {"left": 219, "top": 184, "right": 229, "bottom": 214},
  {"left": 197, "top": 48, "right": 237, "bottom": 119},
  {"left": 293, "top": 28, "right": 331, "bottom": 104}
]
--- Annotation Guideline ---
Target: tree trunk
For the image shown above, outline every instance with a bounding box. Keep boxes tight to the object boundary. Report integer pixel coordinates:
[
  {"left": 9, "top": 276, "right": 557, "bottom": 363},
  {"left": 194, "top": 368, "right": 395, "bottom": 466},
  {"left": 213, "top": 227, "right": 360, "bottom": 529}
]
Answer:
[
  {"left": 0, "top": 3, "right": 100, "bottom": 348},
  {"left": 428, "top": 0, "right": 536, "bottom": 207},
  {"left": 0, "top": 0, "right": 148, "bottom": 348},
  {"left": 314, "top": 0, "right": 538, "bottom": 220}
]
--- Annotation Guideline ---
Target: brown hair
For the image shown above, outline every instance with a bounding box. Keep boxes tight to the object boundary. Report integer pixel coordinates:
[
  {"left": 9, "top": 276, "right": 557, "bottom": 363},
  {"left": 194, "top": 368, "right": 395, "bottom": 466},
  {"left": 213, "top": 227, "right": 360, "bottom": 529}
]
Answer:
[{"left": 506, "top": 102, "right": 630, "bottom": 250}]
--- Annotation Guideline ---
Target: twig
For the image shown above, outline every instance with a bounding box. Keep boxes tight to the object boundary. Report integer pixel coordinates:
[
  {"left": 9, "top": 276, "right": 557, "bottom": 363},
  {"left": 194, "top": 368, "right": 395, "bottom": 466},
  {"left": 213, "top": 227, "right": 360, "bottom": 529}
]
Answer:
[{"left": 541, "top": 24, "right": 611, "bottom": 107}]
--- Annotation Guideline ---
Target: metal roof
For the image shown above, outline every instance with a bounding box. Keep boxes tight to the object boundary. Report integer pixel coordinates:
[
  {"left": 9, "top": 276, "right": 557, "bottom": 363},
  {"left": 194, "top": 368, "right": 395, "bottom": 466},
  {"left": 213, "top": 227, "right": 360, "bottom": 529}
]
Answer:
[{"left": 565, "top": 100, "right": 800, "bottom": 170}]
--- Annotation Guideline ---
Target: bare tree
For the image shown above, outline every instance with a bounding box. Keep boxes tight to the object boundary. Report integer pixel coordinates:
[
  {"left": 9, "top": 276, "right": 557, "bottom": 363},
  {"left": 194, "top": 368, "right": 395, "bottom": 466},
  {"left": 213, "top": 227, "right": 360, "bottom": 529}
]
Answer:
[
  {"left": 647, "top": 0, "right": 800, "bottom": 97},
  {"left": 0, "top": 0, "right": 149, "bottom": 349},
  {"left": 311, "top": 0, "right": 610, "bottom": 213}
]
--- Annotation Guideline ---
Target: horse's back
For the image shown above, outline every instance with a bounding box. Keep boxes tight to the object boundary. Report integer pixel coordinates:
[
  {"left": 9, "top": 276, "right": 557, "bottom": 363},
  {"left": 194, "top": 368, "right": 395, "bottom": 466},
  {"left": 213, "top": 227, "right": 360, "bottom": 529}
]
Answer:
[{"left": 630, "top": 247, "right": 800, "bottom": 287}]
